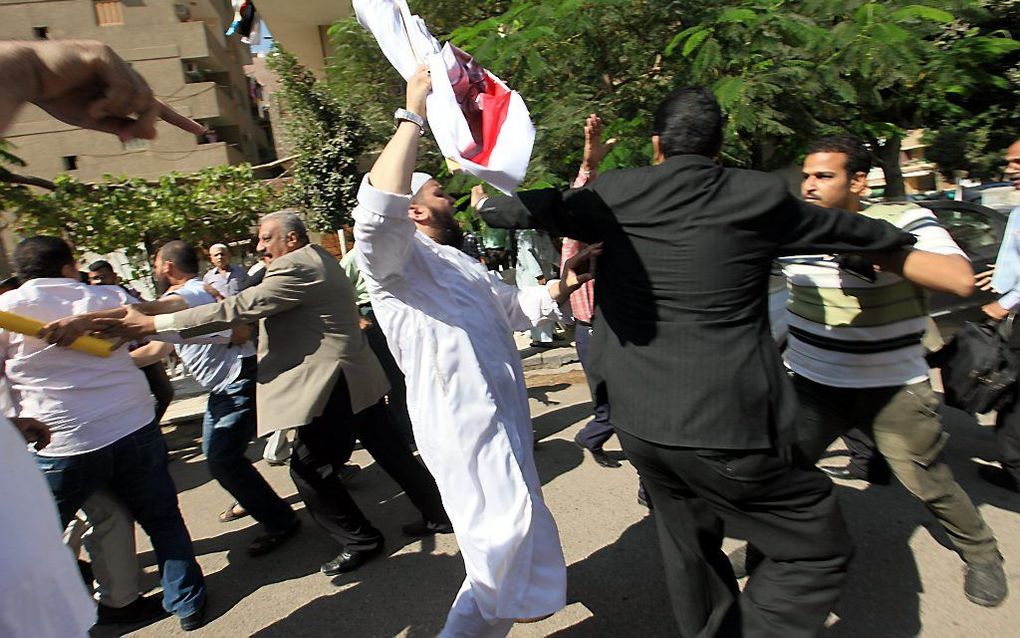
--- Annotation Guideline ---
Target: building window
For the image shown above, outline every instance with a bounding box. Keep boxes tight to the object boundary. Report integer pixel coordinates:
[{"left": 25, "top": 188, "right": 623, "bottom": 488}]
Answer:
[
  {"left": 62, "top": 156, "right": 78, "bottom": 171},
  {"left": 94, "top": 1, "right": 124, "bottom": 26},
  {"left": 33, "top": 26, "right": 49, "bottom": 39}
]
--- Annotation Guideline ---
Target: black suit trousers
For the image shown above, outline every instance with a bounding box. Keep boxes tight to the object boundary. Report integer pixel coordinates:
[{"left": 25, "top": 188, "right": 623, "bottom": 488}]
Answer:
[
  {"left": 617, "top": 430, "right": 854, "bottom": 638},
  {"left": 289, "top": 374, "right": 448, "bottom": 552}
]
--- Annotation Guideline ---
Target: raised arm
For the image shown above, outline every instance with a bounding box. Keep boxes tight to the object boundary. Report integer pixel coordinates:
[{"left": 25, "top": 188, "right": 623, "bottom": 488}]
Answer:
[
  {"left": 771, "top": 197, "right": 915, "bottom": 256},
  {"left": 353, "top": 66, "right": 431, "bottom": 286}
]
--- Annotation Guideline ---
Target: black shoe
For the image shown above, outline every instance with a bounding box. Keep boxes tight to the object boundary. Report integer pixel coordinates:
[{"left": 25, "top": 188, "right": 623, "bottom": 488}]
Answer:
[
  {"left": 339, "top": 463, "right": 361, "bottom": 483},
  {"left": 96, "top": 594, "right": 168, "bottom": 626},
  {"left": 728, "top": 543, "right": 765, "bottom": 580},
  {"left": 530, "top": 341, "right": 558, "bottom": 349},
  {"left": 266, "top": 459, "right": 288, "bottom": 467},
  {"left": 978, "top": 465, "right": 1020, "bottom": 493},
  {"left": 179, "top": 600, "right": 206, "bottom": 632},
  {"left": 321, "top": 546, "right": 383, "bottom": 576},
  {"left": 964, "top": 557, "right": 1008, "bottom": 607},
  {"left": 402, "top": 518, "right": 454, "bottom": 537},
  {"left": 248, "top": 518, "right": 301, "bottom": 557},
  {"left": 574, "top": 433, "right": 622, "bottom": 468},
  {"left": 819, "top": 465, "right": 866, "bottom": 481}
]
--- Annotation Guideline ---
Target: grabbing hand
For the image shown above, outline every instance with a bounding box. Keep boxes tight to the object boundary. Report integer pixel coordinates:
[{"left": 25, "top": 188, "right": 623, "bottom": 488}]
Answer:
[
  {"left": 581, "top": 114, "right": 616, "bottom": 174},
  {"left": 28, "top": 40, "right": 206, "bottom": 141},
  {"left": 406, "top": 65, "right": 432, "bottom": 119},
  {"left": 39, "top": 313, "right": 121, "bottom": 348},
  {"left": 11, "top": 417, "right": 51, "bottom": 451},
  {"left": 563, "top": 242, "right": 604, "bottom": 290},
  {"left": 93, "top": 304, "right": 157, "bottom": 340},
  {"left": 975, "top": 265, "right": 995, "bottom": 292}
]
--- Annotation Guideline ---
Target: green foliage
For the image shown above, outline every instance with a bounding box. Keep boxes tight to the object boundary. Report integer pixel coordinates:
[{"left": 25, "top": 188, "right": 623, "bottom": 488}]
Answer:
[
  {"left": 1, "top": 164, "right": 278, "bottom": 259},
  {"left": 267, "top": 46, "right": 368, "bottom": 231}
]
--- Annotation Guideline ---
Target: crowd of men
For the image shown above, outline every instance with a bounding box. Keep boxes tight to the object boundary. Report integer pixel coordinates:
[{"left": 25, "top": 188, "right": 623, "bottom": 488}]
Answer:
[{"left": 0, "top": 39, "right": 1017, "bottom": 638}]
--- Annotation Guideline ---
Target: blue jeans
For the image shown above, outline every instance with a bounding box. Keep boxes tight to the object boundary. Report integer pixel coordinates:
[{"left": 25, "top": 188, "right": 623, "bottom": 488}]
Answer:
[
  {"left": 203, "top": 358, "right": 294, "bottom": 533},
  {"left": 35, "top": 420, "right": 206, "bottom": 618}
]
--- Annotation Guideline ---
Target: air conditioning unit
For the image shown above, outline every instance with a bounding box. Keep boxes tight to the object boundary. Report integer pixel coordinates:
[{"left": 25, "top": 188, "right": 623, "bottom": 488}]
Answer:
[
  {"left": 184, "top": 62, "right": 205, "bottom": 82},
  {"left": 173, "top": 4, "right": 191, "bottom": 21}
]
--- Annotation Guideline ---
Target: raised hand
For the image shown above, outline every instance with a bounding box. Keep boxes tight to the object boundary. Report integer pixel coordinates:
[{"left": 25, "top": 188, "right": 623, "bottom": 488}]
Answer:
[{"left": 581, "top": 114, "right": 617, "bottom": 174}]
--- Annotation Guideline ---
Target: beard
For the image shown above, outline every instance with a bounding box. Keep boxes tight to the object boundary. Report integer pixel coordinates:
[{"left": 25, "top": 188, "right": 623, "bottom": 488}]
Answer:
[
  {"left": 435, "top": 217, "right": 464, "bottom": 248},
  {"left": 154, "top": 274, "right": 170, "bottom": 296}
]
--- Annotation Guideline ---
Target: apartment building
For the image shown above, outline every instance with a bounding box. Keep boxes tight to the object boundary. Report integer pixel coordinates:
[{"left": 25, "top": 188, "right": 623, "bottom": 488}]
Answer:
[
  {"left": 254, "top": 0, "right": 349, "bottom": 77},
  {"left": 0, "top": 0, "right": 275, "bottom": 182}
]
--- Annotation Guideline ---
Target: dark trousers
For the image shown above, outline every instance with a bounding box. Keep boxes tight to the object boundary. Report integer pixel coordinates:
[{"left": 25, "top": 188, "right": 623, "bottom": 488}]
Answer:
[
  {"left": 361, "top": 306, "right": 414, "bottom": 444},
  {"left": 203, "top": 358, "right": 294, "bottom": 533},
  {"left": 618, "top": 430, "right": 853, "bottom": 638},
  {"left": 574, "top": 321, "right": 615, "bottom": 450},
  {"left": 142, "top": 362, "right": 174, "bottom": 423},
  {"left": 994, "top": 380, "right": 1020, "bottom": 485},
  {"left": 839, "top": 428, "right": 890, "bottom": 482},
  {"left": 35, "top": 421, "right": 206, "bottom": 618},
  {"left": 289, "top": 374, "right": 448, "bottom": 552}
]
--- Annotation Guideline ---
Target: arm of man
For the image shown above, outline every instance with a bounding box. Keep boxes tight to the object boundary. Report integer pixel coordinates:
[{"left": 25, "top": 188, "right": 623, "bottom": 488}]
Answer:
[
  {"left": 94, "top": 261, "right": 310, "bottom": 341},
  {"left": 39, "top": 295, "right": 191, "bottom": 347},
  {"left": 352, "top": 66, "right": 429, "bottom": 286},
  {"left": 772, "top": 197, "right": 916, "bottom": 256},
  {"left": 476, "top": 187, "right": 605, "bottom": 244}
]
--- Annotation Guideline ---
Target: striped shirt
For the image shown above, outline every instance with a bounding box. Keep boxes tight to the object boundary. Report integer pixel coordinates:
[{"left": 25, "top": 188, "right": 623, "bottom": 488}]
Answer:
[{"left": 782, "top": 205, "right": 965, "bottom": 388}]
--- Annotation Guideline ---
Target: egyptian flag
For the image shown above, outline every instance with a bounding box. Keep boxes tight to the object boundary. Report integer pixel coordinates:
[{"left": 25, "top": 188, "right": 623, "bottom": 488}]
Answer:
[{"left": 353, "top": 0, "right": 535, "bottom": 194}]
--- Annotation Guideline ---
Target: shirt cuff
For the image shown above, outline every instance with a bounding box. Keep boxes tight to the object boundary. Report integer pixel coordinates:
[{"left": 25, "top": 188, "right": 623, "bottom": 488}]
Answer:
[
  {"left": 153, "top": 314, "right": 177, "bottom": 333},
  {"left": 357, "top": 174, "right": 414, "bottom": 219},
  {"left": 999, "top": 291, "right": 1020, "bottom": 311}
]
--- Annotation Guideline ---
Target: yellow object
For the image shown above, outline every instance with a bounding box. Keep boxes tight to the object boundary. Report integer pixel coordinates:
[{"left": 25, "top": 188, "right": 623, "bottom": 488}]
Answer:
[{"left": 0, "top": 310, "right": 113, "bottom": 358}]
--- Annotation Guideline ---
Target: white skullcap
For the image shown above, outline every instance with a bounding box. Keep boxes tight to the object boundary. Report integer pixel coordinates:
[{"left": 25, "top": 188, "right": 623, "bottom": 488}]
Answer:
[
  {"left": 411, "top": 172, "right": 435, "bottom": 196},
  {"left": 209, "top": 243, "right": 229, "bottom": 252}
]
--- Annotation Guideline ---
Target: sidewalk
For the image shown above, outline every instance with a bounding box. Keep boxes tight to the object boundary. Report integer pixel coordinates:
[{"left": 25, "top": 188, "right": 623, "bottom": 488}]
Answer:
[{"left": 160, "top": 331, "right": 581, "bottom": 426}]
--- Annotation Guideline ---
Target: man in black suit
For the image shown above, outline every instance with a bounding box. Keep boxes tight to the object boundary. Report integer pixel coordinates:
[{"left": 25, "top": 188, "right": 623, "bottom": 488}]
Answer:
[{"left": 477, "top": 88, "right": 917, "bottom": 636}]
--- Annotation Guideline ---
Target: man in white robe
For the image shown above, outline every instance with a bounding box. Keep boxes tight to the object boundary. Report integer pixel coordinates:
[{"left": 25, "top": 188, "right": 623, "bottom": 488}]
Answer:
[{"left": 353, "top": 67, "right": 596, "bottom": 637}]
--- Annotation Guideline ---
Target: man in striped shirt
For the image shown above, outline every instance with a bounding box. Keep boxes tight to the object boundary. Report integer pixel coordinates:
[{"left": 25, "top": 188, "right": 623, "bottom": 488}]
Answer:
[{"left": 782, "top": 135, "right": 1007, "bottom": 607}]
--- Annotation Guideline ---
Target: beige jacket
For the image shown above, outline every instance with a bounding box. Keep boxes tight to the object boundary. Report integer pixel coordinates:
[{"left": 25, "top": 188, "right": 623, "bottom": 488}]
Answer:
[{"left": 157, "top": 244, "right": 389, "bottom": 436}]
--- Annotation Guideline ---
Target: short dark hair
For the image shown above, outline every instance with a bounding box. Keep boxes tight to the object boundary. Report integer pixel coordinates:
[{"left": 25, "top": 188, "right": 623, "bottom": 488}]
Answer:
[
  {"left": 158, "top": 240, "right": 199, "bottom": 274},
  {"left": 805, "top": 135, "right": 872, "bottom": 176},
  {"left": 87, "top": 259, "right": 113, "bottom": 273},
  {"left": 14, "top": 236, "right": 75, "bottom": 281},
  {"left": 652, "top": 87, "right": 724, "bottom": 158}
]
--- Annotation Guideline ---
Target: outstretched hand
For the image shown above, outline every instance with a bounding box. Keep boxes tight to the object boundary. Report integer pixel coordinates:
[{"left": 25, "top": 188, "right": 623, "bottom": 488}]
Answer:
[
  {"left": 92, "top": 304, "right": 157, "bottom": 340},
  {"left": 975, "top": 265, "right": 995, "bottom": 292},
  {"left": 39, "top": 311, "right": 124, "bottom": 348},
  {"left": 25, "top": 40, "right": 206, "bottom": 141}
]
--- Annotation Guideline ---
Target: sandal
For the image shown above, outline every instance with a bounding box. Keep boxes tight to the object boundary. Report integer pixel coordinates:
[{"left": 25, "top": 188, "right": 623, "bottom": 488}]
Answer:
[{"left": 218, "top": 502, "right": 249, "bottom": 523}]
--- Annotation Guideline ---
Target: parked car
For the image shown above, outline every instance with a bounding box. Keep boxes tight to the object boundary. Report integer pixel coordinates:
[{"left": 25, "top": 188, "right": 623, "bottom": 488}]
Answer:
[{"left": 924, "top": 199, "right": 1008, "bottom": 339}]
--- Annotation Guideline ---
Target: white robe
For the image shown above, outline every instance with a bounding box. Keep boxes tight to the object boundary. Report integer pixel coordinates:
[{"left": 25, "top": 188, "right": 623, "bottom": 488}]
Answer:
[{"left": 353, "top": 176, "right": 567, "bottom": 634}]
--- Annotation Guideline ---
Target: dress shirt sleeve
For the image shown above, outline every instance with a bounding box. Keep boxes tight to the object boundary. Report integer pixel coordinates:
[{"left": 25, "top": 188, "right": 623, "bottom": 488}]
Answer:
[
  {"left": 352, "top": 174, "right": 417, "bottom": 287},
  {"left": 159, "top": 261, "right": 310, "bottom": 339},
  {"left": 1001, "top": 235, "right": 1020, "bottom": 310},
  {"left": 770, "top": 197, "right": 915, "bottom": 256},
  {"left": 487, "top": 272, "right": 565, "bottom": 331},
  {"left": 477, "top": 187, "right": 605, "bottom": 244}
]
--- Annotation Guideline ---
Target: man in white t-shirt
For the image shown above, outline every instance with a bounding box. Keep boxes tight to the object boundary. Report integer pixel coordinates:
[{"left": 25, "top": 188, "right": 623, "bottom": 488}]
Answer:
[
  {"left": 0, "top": 236, "right": 208, "bottom": 630},
  {"left": 130, "top": 241, "right": 299, "bottom": 555},
  {"left": 782, "top": 135, "right": 1006, "bottom": 607}
]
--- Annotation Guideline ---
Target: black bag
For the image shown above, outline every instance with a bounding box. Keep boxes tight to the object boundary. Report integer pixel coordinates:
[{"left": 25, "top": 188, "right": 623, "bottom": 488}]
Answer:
[{"left": 927, "top": 317, "right": 1020, "bottom": 415}]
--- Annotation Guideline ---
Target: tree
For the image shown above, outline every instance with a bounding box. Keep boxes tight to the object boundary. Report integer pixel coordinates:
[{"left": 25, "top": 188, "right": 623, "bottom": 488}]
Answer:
[
  {"left": 2, "top": 164, "right": 279, "bottom": 264},
  {"left": 267, "top": 46, "right": 369, "bottom": 231}
]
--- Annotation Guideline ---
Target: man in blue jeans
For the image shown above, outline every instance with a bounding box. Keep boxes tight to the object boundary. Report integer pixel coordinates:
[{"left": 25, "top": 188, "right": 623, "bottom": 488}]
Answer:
[
  {"left": 0, "top": 236, "right": 207, "bottom": 631},
  {"left": 130, "top": 241, "right": 300, "bottom": 555}
]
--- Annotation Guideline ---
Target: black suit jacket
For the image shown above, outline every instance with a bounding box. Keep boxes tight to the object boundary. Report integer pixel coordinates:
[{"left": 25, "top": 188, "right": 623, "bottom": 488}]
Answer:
[{"left": 479, "top": 155, "right": 915, "bottom": 449}]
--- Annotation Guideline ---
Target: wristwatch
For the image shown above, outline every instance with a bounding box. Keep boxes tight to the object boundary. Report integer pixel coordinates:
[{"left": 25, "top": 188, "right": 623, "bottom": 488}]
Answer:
[{"left": 394, "top": 108, "right": 426, "bottom": 136}]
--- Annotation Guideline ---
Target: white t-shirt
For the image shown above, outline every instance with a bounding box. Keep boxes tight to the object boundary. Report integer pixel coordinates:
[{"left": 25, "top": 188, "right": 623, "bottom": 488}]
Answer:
[
  {"left": 0, "top": 279, "right": 154, "bottom": 457},
  {"left": 782, "top": 206, "right": 965, "bottom": 388}
]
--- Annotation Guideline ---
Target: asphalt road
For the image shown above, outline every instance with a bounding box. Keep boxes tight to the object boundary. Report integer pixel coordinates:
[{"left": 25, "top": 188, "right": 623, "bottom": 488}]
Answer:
[{"left": 95, "top": 367, "right": 1019, "bottom": 637}]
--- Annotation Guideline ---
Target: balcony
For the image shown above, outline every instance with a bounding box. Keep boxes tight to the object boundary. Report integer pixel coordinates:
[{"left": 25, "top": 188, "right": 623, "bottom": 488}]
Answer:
[
  {"left": 177, "top": 20, "right": 235, "bottom": 72},
  {"left": 171, "top": 82, "right": 239, "bottom": 126}
]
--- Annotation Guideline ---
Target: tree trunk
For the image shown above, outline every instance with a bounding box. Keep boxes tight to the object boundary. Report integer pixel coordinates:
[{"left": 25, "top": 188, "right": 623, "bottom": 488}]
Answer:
[{"left": 875, "top": 136, "right": 905, "bottom": 201}]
